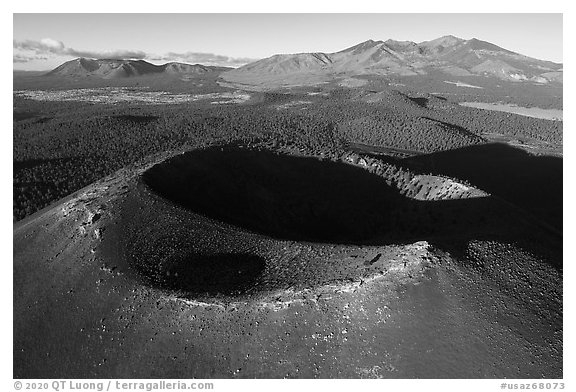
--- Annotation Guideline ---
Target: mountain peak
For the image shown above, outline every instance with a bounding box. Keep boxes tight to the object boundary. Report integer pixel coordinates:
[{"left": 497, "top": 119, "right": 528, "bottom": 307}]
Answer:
[
  {"left": 464, "top": 37, "right": 514, "bottom": 53},
  {"left": 223, "top": 35, "right": 562, "bottom": 87},
  {"left": 384, "top": 39, "right": 419, "bottom": 52},
  {"left": 47, "top": 58, "right": 226, "bottom": 78},
  {"left": 385, "top": 39, "right": 416, "bottom": 45},
  {"left": 420, "top": 35, "right": 465, "bottom": 48},
  {"left": 339, "top": 39, "right": 384, "bottom": 54},
  {"left": 441, "top": 34, "right": 463, "bottom": 40}
]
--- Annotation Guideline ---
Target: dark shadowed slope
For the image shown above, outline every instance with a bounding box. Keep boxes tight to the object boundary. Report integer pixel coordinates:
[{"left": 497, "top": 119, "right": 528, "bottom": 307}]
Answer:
[{"left": 403, "top": 143, "right": 563, "bottom": 232}]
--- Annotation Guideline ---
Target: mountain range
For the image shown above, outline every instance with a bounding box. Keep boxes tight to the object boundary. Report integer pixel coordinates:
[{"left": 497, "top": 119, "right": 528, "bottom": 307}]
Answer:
[
  {"left": 43, "top": 36, "right": 562, "bottom": 87},
  {"left": 46, "top": 58, "right": 230, "bottom": 79},
  {"left": 221, "top": 35, "right": 563, "bottom": 86}
]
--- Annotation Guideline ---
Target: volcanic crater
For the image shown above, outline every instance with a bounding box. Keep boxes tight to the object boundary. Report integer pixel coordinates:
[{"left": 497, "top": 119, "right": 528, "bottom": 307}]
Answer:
[
  {"left": 128, "top": 144, "right": 416, "bottom": 297},
  {"left": 142, "top": 145, "right": 403, "bottom": 243},
  {"left": 127, "top": 143, "right": 525, "bottom": 300}
]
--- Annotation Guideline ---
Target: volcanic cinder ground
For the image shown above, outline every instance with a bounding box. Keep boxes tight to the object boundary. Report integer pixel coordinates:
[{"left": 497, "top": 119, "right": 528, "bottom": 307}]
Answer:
[{"left": 14, "top": 142, "right": 562, "bottom": 378}]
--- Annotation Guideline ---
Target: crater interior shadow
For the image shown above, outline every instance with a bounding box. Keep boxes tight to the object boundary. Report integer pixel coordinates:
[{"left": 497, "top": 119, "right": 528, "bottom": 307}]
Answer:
[
  {"left": 408, "top": 97, "right": 428, "bottom": 108},
  {"left": 138, "top": 249, "right": 266, "bottom": 296},
  {"left": 143, "top": 145, "right": 403, "bottom": 243},
  {"left": 403, "top": 143, "right": 563, "bottom": 231}
]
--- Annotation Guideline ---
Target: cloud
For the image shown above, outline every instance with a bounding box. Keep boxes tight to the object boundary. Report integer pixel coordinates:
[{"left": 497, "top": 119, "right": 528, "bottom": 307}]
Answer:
[
  {"left": 39, "top": 38, "right": 65, "bottom": 50},
  {"left": 13, "top": 53, "right": 49, "bottom": 63},
  {"left": 13, "top": 38, "right": 147, "bottom": 62},
  {"left": 14, "top": 38, "right": 65, "bottom": 53},
  {"left": 67, "top": 48, "right": 147, "bottom": 60},
  {"left": 152, "top": 52, "right": 259, "bottom": 67},
  {"left": 13, "top": 38, "right": 258, "bottom": 67}
]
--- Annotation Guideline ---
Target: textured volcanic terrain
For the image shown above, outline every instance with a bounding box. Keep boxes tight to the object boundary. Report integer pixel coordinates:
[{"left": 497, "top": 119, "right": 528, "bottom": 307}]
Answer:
[{"left": 13, "top": 142, "right": 562, "bottom": 378}]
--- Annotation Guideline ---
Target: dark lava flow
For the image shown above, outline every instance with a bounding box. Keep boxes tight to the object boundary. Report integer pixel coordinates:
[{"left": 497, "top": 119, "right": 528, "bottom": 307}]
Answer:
[{"left": 143, "top": 145, "right": 402, "bottom": 243}]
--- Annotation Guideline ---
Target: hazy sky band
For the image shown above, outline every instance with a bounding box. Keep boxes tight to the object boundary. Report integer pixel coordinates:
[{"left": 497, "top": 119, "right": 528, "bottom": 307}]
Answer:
[{"left": 13, "top": 13, "right": 563, "bottom": 70}]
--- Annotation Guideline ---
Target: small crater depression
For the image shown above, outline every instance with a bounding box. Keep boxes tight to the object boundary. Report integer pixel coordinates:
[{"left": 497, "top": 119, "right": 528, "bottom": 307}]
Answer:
[
  {"left": 121, "top": 231, "right": 267, "bottom": 298},
  {"left": 408, "top": 97, "right": 429, "bottom": 108},
  {"left": 145, "top": 251, "right": 265, "bottom": 296},
  {"left": 143, "top": 144, "right": 403, "bottom": 243},
  {"left": 14, "top": 110, "right": 37, "bottom": 122}
]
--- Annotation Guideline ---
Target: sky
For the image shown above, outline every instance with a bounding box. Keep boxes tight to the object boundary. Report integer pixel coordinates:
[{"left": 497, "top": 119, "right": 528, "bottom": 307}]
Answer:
[{"left": 13, "top": 13, "right": 563, "bottom": 70}]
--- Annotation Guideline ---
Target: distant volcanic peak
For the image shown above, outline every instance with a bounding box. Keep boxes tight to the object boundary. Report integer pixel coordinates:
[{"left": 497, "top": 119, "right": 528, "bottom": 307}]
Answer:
[
  {"left": 101, "top": 60, "right": 165, "bottom": 78},
  {"left": 163, "top": 62, "right": 210, "bottom": 74},
  {"left": 47, "top": 57, "right": 224, "bottom": 78},
  {"left": 383, "top": 40, "right": 423, "bottom": 55},
  {"left": 77, "top": 57, "right": 101, "bottom": 71},
  {"left": 420, "top": 35, "right": 466, "bottom": 47},
  {"left": 46, "top": 57, "right": 99, "bottom": 76},
  {"left": 419, "top": 36, "right": 462, "bottom": 55},
  {"left": 385, "top": 39, "right": 415, "bottom": 45},
  {"left": 464, "top": 37, "right": 515, "bottom": 54},
  {"left": 384, "top": 39, "right": 418, "bottom": 48},
  {"left": 370, "top": 45, "right": 404, "bottom": 61},
  {"left": 355, "top": 39, "right": 383, "bottom": 46},
  {"left": 339, "top": 39, "right": 385, "bottom": 54},
  {"left": 223, "top": 32, "right": 566, "bottom": 85},
  {"left": 95, "top": 58, "right": 126, "bottom": 63},
  {"left": 271, "top": 53, "right": 333, "bottom": 69},
  {"left": 164, "top": 62, "right": 231, "bottom": 73},
  {"left": 85, "top": 58, "right": 151, "bottom": 67}
]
